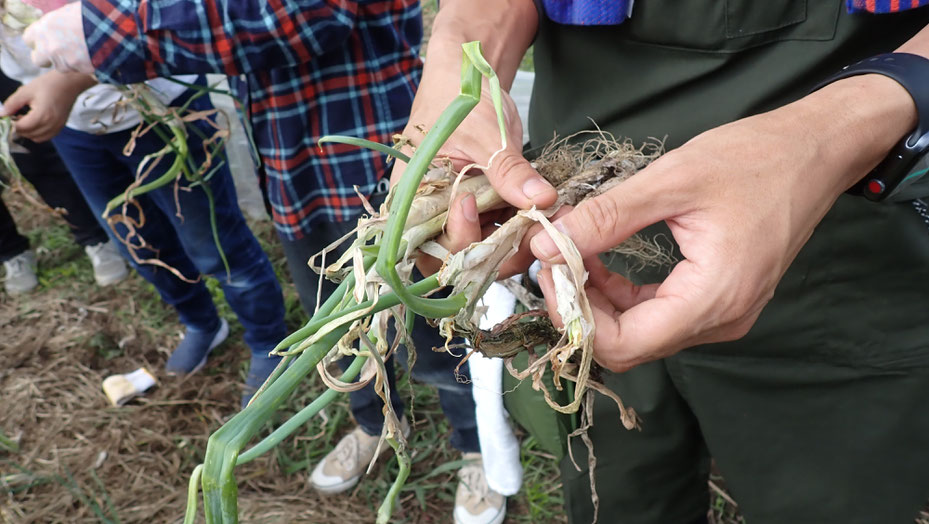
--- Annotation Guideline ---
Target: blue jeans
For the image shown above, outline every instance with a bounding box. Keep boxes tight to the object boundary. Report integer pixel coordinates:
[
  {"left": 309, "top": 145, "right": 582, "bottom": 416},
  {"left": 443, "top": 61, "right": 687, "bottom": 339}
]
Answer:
[
  {"left": 51, "top": 89, "right": 287, "bottom": 356},
  {"left": 279, "top": 212, "right": 480, "bottom": 453}
]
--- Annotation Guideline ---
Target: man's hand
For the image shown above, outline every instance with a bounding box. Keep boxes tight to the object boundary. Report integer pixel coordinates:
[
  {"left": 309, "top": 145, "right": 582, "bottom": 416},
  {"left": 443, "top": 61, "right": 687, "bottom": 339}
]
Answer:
[
  {"left": 2, "top": 70, "right": 95, "bottom": 142},
  {"left": 531, "top": 74, "right": 918, "bottom": 372},
  {"left": 23, "top": 2, "right": 92, "bottom": 74},
  {"left": 387, "top": 0, "right": 548, "bottom": 275},
  {"left": 391, "top": 82, "right": 556, "bottom": 211},
  {"left": 395, "top": 83, "right": 558, "bottom": 275}
]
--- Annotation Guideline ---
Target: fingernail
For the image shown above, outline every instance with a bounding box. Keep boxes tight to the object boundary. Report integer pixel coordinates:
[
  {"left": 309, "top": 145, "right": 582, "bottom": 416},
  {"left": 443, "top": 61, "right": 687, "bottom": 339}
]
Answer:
[
  {"left": 532, "top": 232, "right": 558, "bottom": 260},
  {"left": 531, "top": 223, "right": 568, "bottom": 261},
  {"left": 522, "top": 177, "right": 552, "bottom": 203},
  {"left": 461, "top": 193, "right": 478, "bottom": 222}
]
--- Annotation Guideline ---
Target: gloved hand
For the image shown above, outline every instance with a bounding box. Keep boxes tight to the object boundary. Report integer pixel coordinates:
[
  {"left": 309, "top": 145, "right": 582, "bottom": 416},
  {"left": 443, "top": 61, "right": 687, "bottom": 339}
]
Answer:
[{"left": 23, "top": 2, "right": 93, "bottom": 74}]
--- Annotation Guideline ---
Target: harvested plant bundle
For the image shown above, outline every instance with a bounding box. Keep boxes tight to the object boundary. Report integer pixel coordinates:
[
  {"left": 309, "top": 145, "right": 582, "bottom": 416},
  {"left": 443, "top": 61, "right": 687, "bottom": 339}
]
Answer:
[{"left": 177, "top": 42, "right": 665, "bottom": 524}]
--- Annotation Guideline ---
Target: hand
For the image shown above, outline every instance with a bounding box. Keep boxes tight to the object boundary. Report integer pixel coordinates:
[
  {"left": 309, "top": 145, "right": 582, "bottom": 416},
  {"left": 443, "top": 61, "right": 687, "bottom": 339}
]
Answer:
[
  {"left": 531, "top": 75, "right": 917, "bottom": 372},
  {"left": 23, "top": 2, "right": 93, "bottom": 74},
  {"left": 2, "top": 70, "right": 95, "bottom": 141},
  {"left": 392, "top": 75, "right": 557, "bottom": 276},
  {"left": 387, "top": 1, "right": 544, "bottom": 276}
]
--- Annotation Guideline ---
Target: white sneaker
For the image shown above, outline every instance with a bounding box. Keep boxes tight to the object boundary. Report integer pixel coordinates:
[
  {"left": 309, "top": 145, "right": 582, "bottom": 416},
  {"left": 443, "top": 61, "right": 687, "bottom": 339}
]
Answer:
[
  {"left": 309, "top": 417, "right": 410, "bottom": 494},
  {"left": 454, "top": 453, "right": 506, "bottom": 524},
  {"left": 3, "top": 250, "right": 38, "bottom": 295},
  {"left": 85, "top": 240, "right": 128, "bottom": 286}
]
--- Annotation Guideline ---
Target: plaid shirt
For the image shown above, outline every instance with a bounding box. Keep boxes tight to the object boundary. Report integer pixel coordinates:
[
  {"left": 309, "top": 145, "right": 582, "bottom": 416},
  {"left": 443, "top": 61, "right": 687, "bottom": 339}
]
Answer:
[{"left": 82, "top": 0, "right": 423, "bottom": 240}]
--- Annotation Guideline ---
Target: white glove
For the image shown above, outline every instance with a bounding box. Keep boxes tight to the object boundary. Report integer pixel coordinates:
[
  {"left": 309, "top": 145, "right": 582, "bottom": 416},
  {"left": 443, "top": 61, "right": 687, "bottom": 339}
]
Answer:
[{"left": 23, "top": 2, "right": 92, "bottom": 74}]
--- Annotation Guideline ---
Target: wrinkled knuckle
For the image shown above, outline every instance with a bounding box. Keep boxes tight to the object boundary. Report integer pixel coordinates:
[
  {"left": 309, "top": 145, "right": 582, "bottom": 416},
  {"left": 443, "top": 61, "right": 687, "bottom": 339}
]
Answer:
[
  {"left": 578, "top": 197, "right": 622, "bottom": 242},
  {"left": 491, "top": 152, "right": 526, "bottom": 183}
]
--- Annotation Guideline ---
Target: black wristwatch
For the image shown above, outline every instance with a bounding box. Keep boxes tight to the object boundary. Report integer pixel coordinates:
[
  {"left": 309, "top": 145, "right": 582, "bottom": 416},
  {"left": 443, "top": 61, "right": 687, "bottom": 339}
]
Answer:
[{"left": 813, "top": 52, "right": 929, "bottom": 202}]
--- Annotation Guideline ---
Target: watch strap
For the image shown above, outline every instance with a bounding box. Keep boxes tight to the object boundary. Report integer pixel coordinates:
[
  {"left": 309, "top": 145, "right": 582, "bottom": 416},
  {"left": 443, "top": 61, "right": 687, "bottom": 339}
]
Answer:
[{"left": 813, "top": 52, "right": 929, "bottom": 200}]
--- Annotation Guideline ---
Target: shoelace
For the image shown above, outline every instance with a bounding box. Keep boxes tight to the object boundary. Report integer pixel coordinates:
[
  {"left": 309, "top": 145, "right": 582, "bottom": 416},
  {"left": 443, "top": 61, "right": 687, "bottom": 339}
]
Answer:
[
  {"left": 458, "top": 463, "right": 491, "bottom": 505},
  {"left": 332, "top": 433, "right": 360, "bottom": 472}
]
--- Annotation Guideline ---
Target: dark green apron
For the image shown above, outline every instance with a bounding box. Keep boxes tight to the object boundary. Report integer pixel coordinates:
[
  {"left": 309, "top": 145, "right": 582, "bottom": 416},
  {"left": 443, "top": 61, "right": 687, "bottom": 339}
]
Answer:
[{"left": 513, "top": 2, "right": 929, "bottom": 522}]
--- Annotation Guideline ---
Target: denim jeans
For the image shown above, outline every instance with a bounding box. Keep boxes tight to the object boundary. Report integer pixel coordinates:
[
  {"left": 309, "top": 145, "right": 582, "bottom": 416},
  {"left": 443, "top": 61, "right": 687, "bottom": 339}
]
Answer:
[
  {"left": 51, "top": 88, "right": 287, "bottom": 356},
  {"left": 279, "top": 207, "right": 480, "bottom": 453}
]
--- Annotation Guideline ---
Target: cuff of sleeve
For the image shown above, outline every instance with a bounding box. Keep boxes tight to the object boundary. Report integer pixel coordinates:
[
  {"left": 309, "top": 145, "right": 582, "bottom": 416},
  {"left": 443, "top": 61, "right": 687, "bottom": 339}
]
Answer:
[{"left": 82, "top": 0, "right": 151, "bottom": 84}]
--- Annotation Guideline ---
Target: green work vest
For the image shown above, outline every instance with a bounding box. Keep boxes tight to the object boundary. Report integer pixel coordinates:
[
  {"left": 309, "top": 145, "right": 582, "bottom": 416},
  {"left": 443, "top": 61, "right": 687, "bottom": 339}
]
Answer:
[{"left": 530, "top": 1, "right": 928, "bottom": 151}]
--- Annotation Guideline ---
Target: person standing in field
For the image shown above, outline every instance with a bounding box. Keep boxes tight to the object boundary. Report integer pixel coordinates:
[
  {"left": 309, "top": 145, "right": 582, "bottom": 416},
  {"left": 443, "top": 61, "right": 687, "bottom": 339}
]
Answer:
[
  {"left": 0, "top": 66, "right": 127, "bottom": 295},
  {"left": 21, "top": 2, "right": 506, "bottom": 522},
  {"left": 0, "top": 11, "right": 289, "bottom": 407}
]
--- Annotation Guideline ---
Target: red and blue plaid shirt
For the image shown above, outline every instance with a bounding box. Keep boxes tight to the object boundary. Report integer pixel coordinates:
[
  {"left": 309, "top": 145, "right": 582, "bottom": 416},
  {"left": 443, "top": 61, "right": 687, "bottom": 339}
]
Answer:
[{"left": 82, "top": 0, "right": 422, "bottom": 240}]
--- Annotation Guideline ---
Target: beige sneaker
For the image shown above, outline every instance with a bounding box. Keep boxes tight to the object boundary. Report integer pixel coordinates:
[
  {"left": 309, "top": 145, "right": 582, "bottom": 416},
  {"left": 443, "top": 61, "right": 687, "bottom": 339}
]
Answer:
[
  {"left": 454, "top": 453, "right": 506, "bottom": 524},
  {"left": 84, "top": 240, "right": 128, "bottom": 286},
  {"left": 309, "top": 417, "right": 410, "bottom": 494},
  {"left": 3, "top": 250, "right": 38, "bottom": 295}
]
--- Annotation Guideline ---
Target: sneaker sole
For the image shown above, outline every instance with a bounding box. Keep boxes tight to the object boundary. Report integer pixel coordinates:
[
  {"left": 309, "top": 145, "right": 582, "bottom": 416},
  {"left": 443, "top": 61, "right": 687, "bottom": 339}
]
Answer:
[
  {"left": 167, "top": 319, "right": 230, "bottom": 376},
  {"left": 454, "top": 505, "right": 506, "bottom": 524},
  {"left": 308, "top": 420, "right": 411, "bottom": 495},
  {"left": 309, "top": 474, "right": 362, "bottom": 495},
  {"left": 5, "top": 281, "right": 38, "bottom": 295},
  {"left": 94, "top": 267, "right": 129, "bottom": 287}
]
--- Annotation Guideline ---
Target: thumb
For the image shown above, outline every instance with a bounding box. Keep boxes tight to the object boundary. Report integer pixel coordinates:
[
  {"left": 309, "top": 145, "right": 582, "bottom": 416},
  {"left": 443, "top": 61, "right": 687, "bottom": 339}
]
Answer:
[
  {"left": 483, "top": 148, "right": 557, "bottom": 210},
  {"left": 529, "top": 168, "right": 678, "bottom": 263}
]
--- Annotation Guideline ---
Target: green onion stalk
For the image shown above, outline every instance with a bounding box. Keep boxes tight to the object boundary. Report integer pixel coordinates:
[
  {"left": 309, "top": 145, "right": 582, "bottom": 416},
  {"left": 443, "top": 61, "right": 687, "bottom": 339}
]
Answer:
[
  {"left": 185, "top": 42, "right": 510, "bottom": 524},
  {"left": 103, "top": 83, "right": 233, "bottom": 278}
]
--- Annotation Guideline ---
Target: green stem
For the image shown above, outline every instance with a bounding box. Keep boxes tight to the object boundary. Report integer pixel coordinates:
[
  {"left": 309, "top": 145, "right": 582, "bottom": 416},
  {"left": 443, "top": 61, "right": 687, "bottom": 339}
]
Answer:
[
  {"left": 377, "top": 437, "right": 411, "bottom": 524},
  {"left": 365, "top": 335, "right": 410, "bottom": 524},
  {"left": 375, "top": 43, "right": 496, "bottom": 319},
  {"left": 272, "top": 256, "right": 374, "bottom": 352},
  {"left": 201, "top": 182, "right": 232, "bottom": 279},
  {"left": 202, "top": 329, "right": 346, "bottom": 523},
  {"left": 184, "top": 464, "right": 203, "bottom": 524},
  {"left": 284, "top": 275, "right": 444, "bottom": 356},
  {"left": 202, "top": 276, "right": 441, "bottom": 523},
  {"left": 236, "top": 354, "right": 367, "bottom": 465},
  {"left": 102, "top": 123, "right": 188, "bottom": 215},
  {"left": 318, "top": 136, "right": 411, "bottom": 164}
]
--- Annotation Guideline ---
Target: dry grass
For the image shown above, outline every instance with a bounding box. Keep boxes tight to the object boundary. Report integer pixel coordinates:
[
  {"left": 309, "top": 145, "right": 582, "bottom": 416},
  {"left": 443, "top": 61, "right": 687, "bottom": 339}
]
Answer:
[{"left": 0, "top": 188, "right": 565, "bottom": 523}]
